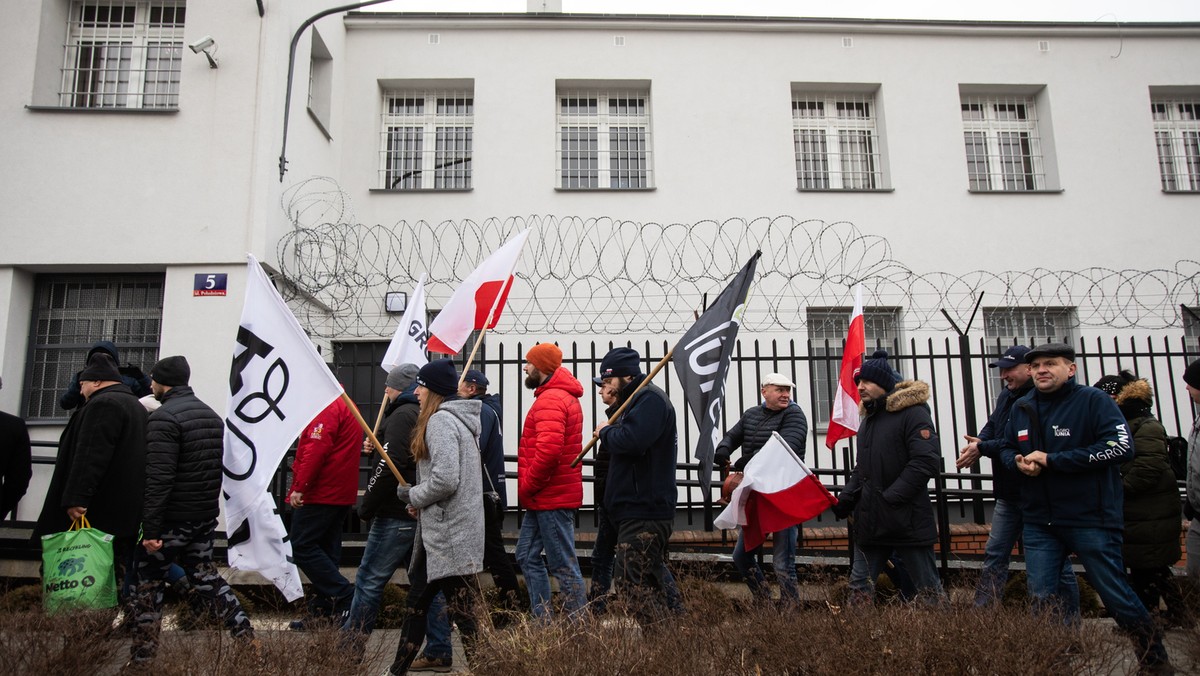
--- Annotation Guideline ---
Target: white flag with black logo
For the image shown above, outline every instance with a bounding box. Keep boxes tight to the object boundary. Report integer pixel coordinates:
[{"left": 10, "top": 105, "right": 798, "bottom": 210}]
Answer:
[
  {"left": 381, "top": 274, "right": 429, "bottom": 372},
  {"left": 222, "top": 254, "right": 343, "bottom": 601}
]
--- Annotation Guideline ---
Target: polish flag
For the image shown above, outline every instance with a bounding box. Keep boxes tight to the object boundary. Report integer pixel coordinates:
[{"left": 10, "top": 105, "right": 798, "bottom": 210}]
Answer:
[
  {"left": 825, "top": 285, "right": 865, "bottom": 450},
  {"left": 714, "top": 432, "right": 838, "bottom": 550},
  {"left": 427, "top": 229, "right": 531, "bottom": 355}
]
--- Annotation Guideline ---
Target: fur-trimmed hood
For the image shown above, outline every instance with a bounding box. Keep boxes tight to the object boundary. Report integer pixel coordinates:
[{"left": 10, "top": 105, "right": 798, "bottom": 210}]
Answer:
[
  {"left": 860, "top": 379, "right": 931, "bottom": 415},
  {"left": 1116, "top": 378, "right": 1153, "bottom": 406}
]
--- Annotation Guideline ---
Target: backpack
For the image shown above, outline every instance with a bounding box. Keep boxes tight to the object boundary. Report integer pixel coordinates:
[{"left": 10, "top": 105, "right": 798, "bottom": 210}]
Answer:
[{"left": 1166, "top": 436, "right": 1188, "bottom": 481}]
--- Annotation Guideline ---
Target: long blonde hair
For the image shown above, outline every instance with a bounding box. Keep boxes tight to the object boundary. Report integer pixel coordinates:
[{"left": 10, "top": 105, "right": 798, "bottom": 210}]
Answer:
[{"left": 410, "top": 390, "right": 446, "bottom": 462}]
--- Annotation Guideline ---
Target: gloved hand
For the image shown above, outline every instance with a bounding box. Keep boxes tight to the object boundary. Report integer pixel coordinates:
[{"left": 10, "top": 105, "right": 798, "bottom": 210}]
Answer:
[
  {"left": 830, "top": 499, "right": 853, "bottom": 520},
  {"left": 713, "top": 452, "right": 731, "bottom": 472},
  {"left": 1185, "top": 500, "right": 1196, "bottom": 522},
  {"left": 396, "top": 484, "right": 412, "bottom": 504}
]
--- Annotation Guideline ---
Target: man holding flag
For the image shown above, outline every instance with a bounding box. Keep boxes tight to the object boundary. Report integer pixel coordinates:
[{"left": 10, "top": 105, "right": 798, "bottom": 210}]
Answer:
[{"left": 713, "top": 373, "right": 808, "bottom": 605}]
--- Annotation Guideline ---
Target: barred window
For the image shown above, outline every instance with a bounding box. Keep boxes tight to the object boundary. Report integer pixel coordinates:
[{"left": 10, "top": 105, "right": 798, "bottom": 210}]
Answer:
[
  {"left": 1151, "top": 97, "right": 1200, "bottom": 192},
  {"left": 60, "top": 1, "right": 185, "bottom": 109},
  {"left": 378, "top": 90, "right": 474, "bottom": 190},
  {"left": 23, "top": 274, "right": 163, "bottom": 420},
  {"left": 792, "top": 91, "right": 883, "bottom": 190},
  {"left": 807, "top": 307, "right": 901, "bottom": 425},
  {"left": 983, "top": 306, "right": 1076, "bottom": 395},
  {"left": 960, "top": 94, "right": 1046, "bottom": 191},
  {"left": 556, "top": 86, "right": 653, "bottom": 189}
]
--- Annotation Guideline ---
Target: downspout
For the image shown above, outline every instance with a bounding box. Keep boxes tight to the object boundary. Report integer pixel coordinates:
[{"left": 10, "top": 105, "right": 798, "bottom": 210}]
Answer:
[{"left": 278, "top": 0, "right": 392, "bottom": 182}]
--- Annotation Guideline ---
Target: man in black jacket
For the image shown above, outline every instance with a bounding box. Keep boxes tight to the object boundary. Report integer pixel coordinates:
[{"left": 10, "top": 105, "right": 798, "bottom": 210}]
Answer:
[
  {"left": 595, "top": 347, "right": 682, "bottom": 619},
  {"left": 35, "top": 352, "right": 147, "bottom": 605},
  {"left": 714, "top": 372, "right": 808, "bottom": 605},
  {"left": 0, "top": 375, "right": 31, "bottom": 521},
  {"left": 832, "top": 350, "right": 945, "bottom": 604},
  {"left": 957, "top": 345, "right": 1078, "bottom": 608},
  {"left": 128, "top": 356, "right": 254, "bottom": 665}
]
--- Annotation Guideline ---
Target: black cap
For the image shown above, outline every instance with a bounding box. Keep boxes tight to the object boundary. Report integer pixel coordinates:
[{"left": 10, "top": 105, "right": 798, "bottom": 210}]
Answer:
[
  {"left": 150, "top": 355, "right": 191, "bottom": 386},
  {"left": 598, "top": 347, "right": 641, "bottom": 379},
  {"left": 1025, "top": 343, "right": 1075, "bottom": 363},
  {"left": 990, "top": 345, "right": 1031, "bottom": 369}
]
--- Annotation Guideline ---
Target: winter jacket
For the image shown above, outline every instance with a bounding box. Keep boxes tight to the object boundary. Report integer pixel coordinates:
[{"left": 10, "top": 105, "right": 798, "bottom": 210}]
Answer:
[
  {"left": 839, "top": 380, "right": 941, "bottom": 547},
  {"left": 714, "top": 401, "right": 809, "bottom": 470},
  {"left": 408, "top": 398, "right": 485, "bottom": 582},
  {"left": 598, "top": 374, "right": 678, "bottom": 522},
  {"left": 359, "top": 393, "right": 419, "bottom": 522},
  {"left": 517, "top": 367, "right": 584, "bottom": 510},
  {"left": 593, "top": 401, "right": 619, "bottom": 504},
  {"left": 1117, "top": 380, "right": 1182, "bottom": 568},
  {"left": 975, "top": 381, "right": 1034, "bottom": 502},
  {"left": 35, "top": 383, "right": 147, "bottom": 538},
  {"left": 58, "top": 341, "right": 152, "bottom": 410},
  {"left": 1000, "top": 379, "right": 1133, "bottom": 530},
  {"left": 1187, "top": 411, "right": 1200, "bottom": 516},
  {"left": 289, "top": 397, "right": 360, "bottom": 506},
  {"left": 0, "top": 410, "right": 31, "bottom": 518},
  {"left": 476, "top": 393, "right": 508, "bottom": 509},
  {"left": 142, "top": 386, "right": 224, "bottom": 539}
]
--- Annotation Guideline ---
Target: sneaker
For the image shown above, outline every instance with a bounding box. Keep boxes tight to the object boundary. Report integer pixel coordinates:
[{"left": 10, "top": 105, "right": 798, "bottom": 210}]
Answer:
[
  {"left": 409, "top": 655, "right": 453, "bottom": 673},
  {"left": 287, "top": 618, "right": 309, "bottom": 631}
]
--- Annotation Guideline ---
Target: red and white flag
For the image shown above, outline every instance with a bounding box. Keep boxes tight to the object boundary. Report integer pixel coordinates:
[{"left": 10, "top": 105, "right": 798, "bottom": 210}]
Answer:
[
  {"left": 714, "top": 432, "right": 838, "bottom": 549},
  {"left": 381, "top": 274, "right": 429, "bottom": 372},
  {"left": 825, "top": 284, "right": 865, "bottom": 450},
  {"left": 427, "top": 229, "right": 531, "bottom": 355}
]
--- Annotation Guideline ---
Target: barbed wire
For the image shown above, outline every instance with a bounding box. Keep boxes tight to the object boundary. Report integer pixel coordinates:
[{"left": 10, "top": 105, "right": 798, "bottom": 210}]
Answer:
[{"left": 275, "top": 177, "right": 1200, "bottom": 339}]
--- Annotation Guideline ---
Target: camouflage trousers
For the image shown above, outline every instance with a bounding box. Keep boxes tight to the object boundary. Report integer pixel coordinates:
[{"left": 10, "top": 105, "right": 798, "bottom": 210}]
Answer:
[{"left": 130, "top": 519, "right": 253, "bottom": 662}]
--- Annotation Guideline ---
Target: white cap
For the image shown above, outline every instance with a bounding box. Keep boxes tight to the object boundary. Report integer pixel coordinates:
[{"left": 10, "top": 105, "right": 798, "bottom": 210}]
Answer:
[{"left": 761, "top": 373, "right": 795, "bottom": 388}]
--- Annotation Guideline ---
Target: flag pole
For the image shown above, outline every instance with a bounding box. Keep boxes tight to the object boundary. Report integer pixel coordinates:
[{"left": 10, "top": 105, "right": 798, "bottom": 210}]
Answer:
[
  {"left": 340, "top": 391, "right": 408, "bottom": 487},
  {"left": 570, "top": 345, "right": 675, "bottom": 468},
  {"left": 371, "top": 390, "right": 389, "bottom": 435}
]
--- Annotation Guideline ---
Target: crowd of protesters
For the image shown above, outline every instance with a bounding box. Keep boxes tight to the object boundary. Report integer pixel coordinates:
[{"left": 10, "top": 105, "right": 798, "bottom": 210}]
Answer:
[{"left": 15, "top": 338, "right": 1200, "bottom": 675}]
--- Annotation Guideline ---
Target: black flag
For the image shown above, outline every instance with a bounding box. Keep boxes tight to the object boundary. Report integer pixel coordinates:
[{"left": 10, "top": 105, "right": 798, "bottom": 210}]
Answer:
[{"left": 673, "top": 251, "right": 760, "bottom": 497}]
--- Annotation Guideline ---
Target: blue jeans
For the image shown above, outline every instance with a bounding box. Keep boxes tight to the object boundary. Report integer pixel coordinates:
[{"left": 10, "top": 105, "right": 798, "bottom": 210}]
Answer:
[
  {"left": 975, "top": 499, "right": 1079, "bottom": 609},
  {"left": 343, "top": 516, "right": 416, "bottom": 634},
  {"left": 859, "top": 544, "right": 946, "bottom": 606},
  {"left": 848, "top": 546, "right": 918, "bottom": 603},
  {"left": 1023, "top": 523, "right": 1168, "bottom": 666},
  {"left": 289, "top": 503, "right": 353, "bottom": 615},
  {"left": 732, "top": 525, "right": 798, "bottom": 603},
  {"left": 516, "top": 509, "right": 587, "bottom": 619},
  {"left": 422, "top": 593, "right": 453, "bottom": 660},
  {"left": 588, "top": 505, "right": 618, "bottom": 600}
]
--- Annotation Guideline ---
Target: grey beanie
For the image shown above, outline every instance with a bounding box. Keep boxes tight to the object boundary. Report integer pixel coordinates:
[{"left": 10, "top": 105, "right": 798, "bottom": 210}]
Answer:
[{"left": 386, "top": 363, "right": 420, "bottom": 391}]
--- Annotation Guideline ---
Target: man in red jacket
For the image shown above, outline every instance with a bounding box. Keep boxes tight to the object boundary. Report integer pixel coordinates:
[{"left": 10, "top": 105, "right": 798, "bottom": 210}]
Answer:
[
  {"left": 287, "top": 395, "right": 360, "bottom": 629},
  {"left": 516, "top": 342, "right": 587, "bottom": 619}
]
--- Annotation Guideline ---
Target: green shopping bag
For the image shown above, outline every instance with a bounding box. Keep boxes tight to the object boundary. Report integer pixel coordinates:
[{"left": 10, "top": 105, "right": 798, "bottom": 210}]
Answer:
[{"left": 41, "top": 515, "right": 117, "bottom": 613}]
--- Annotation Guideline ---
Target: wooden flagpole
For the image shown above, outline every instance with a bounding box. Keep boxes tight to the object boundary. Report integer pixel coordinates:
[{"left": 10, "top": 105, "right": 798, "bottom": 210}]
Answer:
[
  {"left": 570, "top": 346, "right": 674, "bottom": 468},
  {"left": 340, "top": 391, "right": 408, "bottom": 487},
  {"left": 371, "top": 391, "right": 389, "bottom": 435}
]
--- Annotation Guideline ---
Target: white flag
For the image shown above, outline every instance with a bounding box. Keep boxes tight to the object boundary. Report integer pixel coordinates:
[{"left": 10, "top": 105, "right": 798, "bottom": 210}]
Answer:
[
  {"left": 427, "top": 229, "right": 530, "bottom": 354},
  {"left": 381, "top": 274, "right": 429, "bottom": 372},
  {"left": 222, "top": 254, "right": 343, "bottom": 601}
]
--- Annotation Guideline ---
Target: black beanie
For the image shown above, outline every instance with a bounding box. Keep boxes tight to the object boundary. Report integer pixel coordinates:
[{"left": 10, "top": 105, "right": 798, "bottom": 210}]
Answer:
[
  {"left": 1184, "top": 359, "right": 1200, "bottom": 390},
  {"left": 79, "top": 352, "right": 121, "bottom": 382},
  {"left": 416, "top": 359, "right": 459, "bottom": 397},
  {"left": 151, "top": 355, "right": 191, "bottom": 387},
  {"left": 854, "top": 349, "right": 897, "bottom": 393},
  {"left": 598, "top": 347, "right": 641, "bottom": 379}
]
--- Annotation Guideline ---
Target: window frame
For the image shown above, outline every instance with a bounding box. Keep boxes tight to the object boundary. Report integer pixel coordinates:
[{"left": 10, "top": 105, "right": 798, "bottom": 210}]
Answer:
[
  {"left": 555, "top": 84, "right": 654, "bottom": 190},
  {"left": 1150, "top": 95, "right": 1200, "bottom": 192},
  {"left": 959, "top": 92, "right": 1049, "bottom": 192},
  {"left": 791, "top": 89, "right": 886, "bottom": 191},
  {"left": 806, "top": 306, "right": 903, "bottom": 426},
  {"left": 377, "top": 87, "right": 475, "bottom": 192}
]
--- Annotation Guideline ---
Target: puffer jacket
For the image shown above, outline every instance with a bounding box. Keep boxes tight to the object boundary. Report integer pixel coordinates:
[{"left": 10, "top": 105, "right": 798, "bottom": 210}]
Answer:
[
  {"left": 359, "top": 392, "right": 418, "bottom": 522},
  {"left": 142, "top": 386, "right": 224, "bottom": 539},
  {"left": 1118, "top": 380, "right": 1182, "bottom": 568},
  {"left": 715, "top": 401, "right": 809, "bottom": 469},
  {"left": 409, "top": 398, "right": 485, "bottom": 582},
  {"left": 599, "top": 374, "right": 678, "bottom": 522},
  {"left": 288, "top": 397, "right": 360, "bottom": 506},
  {"left": 1000, "top": 379, "right": 1132, "bottom": 529},
  {"left": 839, "top": 380, "right": 941, "bottom": 547},
  {"left": 517, "top": 367, "right": 584, "bottom": 510}
]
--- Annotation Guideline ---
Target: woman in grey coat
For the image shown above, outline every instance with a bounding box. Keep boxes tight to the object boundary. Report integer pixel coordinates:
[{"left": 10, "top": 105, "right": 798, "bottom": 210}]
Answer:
[{"left": 386, "top": 359, "right": 485, "bottom": 676}]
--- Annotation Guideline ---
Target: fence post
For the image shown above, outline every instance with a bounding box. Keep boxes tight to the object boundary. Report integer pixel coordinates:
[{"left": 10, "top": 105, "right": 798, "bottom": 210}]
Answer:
[{"left": 957, "top": 334, "right": 985, "bottom": 524}]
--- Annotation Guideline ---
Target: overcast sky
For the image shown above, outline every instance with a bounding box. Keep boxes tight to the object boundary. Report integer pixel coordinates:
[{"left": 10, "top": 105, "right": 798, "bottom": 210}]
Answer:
[{"left": 367, "top": 0, "right": 1200, "bottom": 22}]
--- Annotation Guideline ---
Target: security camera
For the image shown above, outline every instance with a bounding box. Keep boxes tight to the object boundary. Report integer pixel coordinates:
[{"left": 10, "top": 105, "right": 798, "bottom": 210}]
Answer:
[{"left": 188, "top": 36, "right": 215, "bottom": 53}]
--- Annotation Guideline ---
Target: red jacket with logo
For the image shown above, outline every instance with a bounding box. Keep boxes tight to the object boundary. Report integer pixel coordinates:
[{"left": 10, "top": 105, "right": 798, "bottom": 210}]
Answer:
[
  {"left": 288, "top": 397, "right": 360, "bottom": 506},
  {"left": 517, "top": 367, "right": 584, "bottom": 510}
]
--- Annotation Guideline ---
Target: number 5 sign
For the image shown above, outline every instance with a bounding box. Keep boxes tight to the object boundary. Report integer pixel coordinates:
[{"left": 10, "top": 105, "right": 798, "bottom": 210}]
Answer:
[{"left": 194, "top": 273, "right": 228, "bottom": 297}]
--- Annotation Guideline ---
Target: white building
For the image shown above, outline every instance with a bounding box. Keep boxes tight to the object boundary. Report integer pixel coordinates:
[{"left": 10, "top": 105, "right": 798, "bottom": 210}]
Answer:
[{"left": 3, "top": 2, "right": 1199, "bottom": 518}]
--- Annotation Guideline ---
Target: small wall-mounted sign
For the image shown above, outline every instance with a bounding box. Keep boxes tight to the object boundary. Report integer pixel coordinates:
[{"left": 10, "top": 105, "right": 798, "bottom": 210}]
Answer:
[{"left": 194, "top": 273, "right": 228, "bottom": 297}]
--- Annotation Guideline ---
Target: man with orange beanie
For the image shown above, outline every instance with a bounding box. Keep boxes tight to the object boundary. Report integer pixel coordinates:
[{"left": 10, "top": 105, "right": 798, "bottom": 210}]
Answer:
[{"left": 516, "top": 342, "right": 587, "bottom": 619}]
